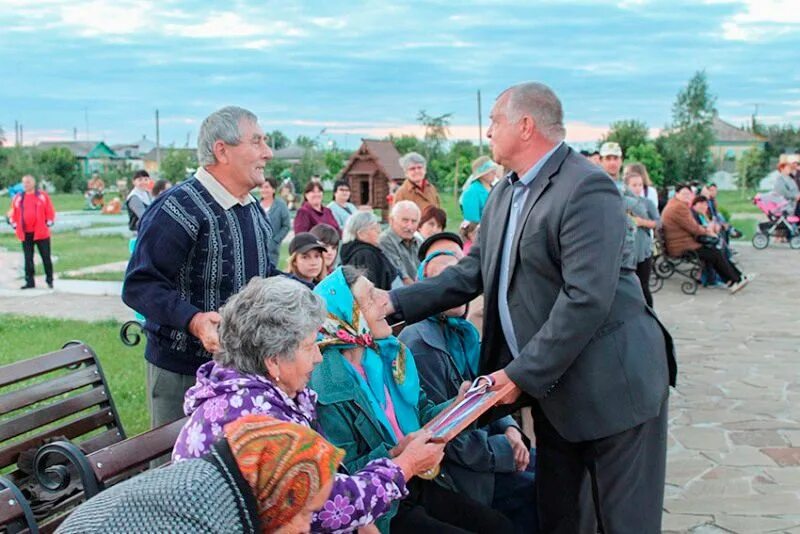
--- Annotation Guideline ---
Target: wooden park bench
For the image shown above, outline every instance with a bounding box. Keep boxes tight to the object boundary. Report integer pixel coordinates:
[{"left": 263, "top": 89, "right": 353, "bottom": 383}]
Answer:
[
  {"left": 0, "top": 476, "right": 39, "bottom": 534},
  {"left": 29, "top": 417, "right": 187, "bottom": 531},
  {"left": 651, "top": 226, "right": 702, "bottom": 295},
  {"left": 0, "top": 342, "right": 126, "bottom": 531}
]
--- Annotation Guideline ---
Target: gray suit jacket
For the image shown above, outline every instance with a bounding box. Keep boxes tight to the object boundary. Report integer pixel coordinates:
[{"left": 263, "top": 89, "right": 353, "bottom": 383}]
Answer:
[
  {"left": 264, "top": 197, "right": 291, "bottom": 266},
  {"left": 393, "top": 144, "right": 676, "bottom": 442}
]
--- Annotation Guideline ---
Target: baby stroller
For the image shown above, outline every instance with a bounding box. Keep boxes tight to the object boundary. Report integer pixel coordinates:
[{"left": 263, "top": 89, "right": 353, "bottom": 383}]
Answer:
[{"left": 752, "top": 192, "right": 800, "bottom": 249}]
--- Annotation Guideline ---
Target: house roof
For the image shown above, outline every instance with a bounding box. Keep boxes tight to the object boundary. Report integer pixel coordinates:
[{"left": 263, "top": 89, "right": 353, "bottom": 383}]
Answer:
[
  {"left": 37, "top": 141, "right": 118, "bottom": 158},
  {"left": 362, "top": 140, "right": 405, "bottom": 180},
  {"left": 712, "top": 117, "right": 767, "bottom": 144},
  {"left": 272, "top": 145, "right": 308, "bottom": 160},
  {"left": 141, "top": 147, "right": 197, "bottom": 162}
]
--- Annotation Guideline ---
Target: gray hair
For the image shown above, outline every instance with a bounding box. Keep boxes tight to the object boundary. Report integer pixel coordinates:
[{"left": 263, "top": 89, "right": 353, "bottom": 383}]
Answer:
[
  {"left": 399, "top": 152, "right": 426, "bottom": 171},
  {"left": 502, "top": 82, "right": 566, "bottom": 142},
  {"left": 197, "top": 106, "right": 259, "bottom": 166},
  {"left": 390, "top": 200, "right": 421, "bottom": 219},
  {"left": 214, "top": 276, "right": 326, "bottom": 376},
  {"left": 343, "top": 211, "right": 379, "bottom": 243}
]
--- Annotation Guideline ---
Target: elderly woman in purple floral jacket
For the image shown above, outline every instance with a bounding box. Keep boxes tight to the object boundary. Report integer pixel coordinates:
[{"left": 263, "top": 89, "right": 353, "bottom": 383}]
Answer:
[{"left": 172, "top": 276, "right": 444, "bottom": 533}]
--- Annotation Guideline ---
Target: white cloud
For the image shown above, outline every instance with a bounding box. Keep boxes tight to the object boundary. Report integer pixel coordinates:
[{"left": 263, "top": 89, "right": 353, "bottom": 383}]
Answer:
[
  {"left": 720, "top": 0, "right": 800, "bottom": 42},
  {"left": 310, "top": 17, "right": 347, "bottom": 30},
  {"left": 59, "top": 0, "right": 153, "bottom": 36}
]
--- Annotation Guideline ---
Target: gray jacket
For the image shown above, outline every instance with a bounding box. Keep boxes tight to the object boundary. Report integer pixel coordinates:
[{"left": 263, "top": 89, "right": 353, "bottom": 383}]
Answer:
[
  {"left": 772, "top": 174, "right": 799, "bottom": 212},
  {"left": 399, "top": 318, "right": 519, "bottom": 506},
  {"left": 393, "top": 144, "right": 676, "bottom": 442},
  {"left": 624, "top": 189, "right": 660, "bottom": 262},
  {"left": 263, "top": 197, "right": 291, "bottom": 266}
]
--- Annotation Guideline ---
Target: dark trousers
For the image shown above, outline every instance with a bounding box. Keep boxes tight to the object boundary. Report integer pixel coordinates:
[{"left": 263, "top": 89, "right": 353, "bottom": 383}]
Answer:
[
  {"left": 533, "top": 399, "right": 668, "bottom": 534},
  {"left": 22, "top": 233, "right": 53, "bottom": 287},
  {"left": 694, "top": 246, "right": 741, "bottom": 284},
  {"left": 635, "top": 257, "right": 653, "bottom": 307},
  {"left": 392, "top": 478, "right": 514, "bottom": 533},
  {"left": 147, "top": 362, "right": 197, "bottom": 466}
]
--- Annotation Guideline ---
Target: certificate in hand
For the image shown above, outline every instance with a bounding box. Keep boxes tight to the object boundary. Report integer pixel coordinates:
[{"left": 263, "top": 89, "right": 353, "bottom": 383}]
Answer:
[{"left": 423, "top": 375, "right": 515, "bottom": 444}]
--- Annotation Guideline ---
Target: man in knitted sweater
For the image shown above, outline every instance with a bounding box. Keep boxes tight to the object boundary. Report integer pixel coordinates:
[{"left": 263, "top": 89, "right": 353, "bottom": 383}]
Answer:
[{"left": 123, "top": 106, "right": 280, "bottom": 429}]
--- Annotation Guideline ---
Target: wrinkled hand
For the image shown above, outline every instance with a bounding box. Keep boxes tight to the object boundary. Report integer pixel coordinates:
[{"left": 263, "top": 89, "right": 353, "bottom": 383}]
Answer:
[
  {"left": 188, "top": 311, "right": 222, "bottom": 353},
  {"left": 389, "top": 429, "right": 422, "bottom": 458},
  {"left": 392, "top": 430, "right": 445, "bottom": 480},
  {"left": 357, "top": 525, "right": 381, "bottom": 534},
  {"left": 489, "top": 370, "right": 522, "bottom": 405},
  {"left": 504, "top": 427, "right": 530, "bottom": 471}
]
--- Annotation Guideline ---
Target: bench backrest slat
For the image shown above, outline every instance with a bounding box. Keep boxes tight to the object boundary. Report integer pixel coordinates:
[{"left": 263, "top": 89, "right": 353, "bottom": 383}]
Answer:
[
  {"left": 0, "top": 366, "right": 101, "bottom": 415},
  {"left": 0, "top": 346, "right": 93, "bottom": 388}
]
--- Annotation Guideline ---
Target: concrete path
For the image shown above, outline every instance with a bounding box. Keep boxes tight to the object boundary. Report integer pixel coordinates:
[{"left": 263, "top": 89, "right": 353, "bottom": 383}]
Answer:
[{"left": 656, "top": 243, "right": 800, "bottom": 532}]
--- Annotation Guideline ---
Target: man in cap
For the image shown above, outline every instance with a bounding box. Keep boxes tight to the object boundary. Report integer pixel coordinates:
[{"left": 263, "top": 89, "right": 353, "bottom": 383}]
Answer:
[{"left": 599, "top": 141, "right": 623, "bottom": 190}]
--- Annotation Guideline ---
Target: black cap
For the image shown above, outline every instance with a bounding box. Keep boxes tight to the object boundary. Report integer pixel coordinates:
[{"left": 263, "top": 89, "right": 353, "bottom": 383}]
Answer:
[
  {"left": 289, "top": 232, "right": 327, "bottom": 255},
  {"left": 418, "top": 232, "right": 464, "bottom": 261}
]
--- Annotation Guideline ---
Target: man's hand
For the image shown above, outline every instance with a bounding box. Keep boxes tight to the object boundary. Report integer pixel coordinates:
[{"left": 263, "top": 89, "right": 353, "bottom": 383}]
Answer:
[
  {"left": 489, "top": 369, "right": 522, "bottom": 405},
  {"left": 402, "top": 276, "right": 414, "bottom": 286},
  {"left": 188, "top": 311, "right": 222, "bottom": 353},
  {"left": 504, "top": 427, "right": 530, "bottom": 471},
  {"left": 376, "top": 288, "right": 395, "bottom": 315}
]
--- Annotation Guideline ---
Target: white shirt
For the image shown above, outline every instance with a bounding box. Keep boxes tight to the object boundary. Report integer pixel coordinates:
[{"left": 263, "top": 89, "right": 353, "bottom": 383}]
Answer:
[{"left": 195, "top": 167, "right": 255, "bottom": 210}]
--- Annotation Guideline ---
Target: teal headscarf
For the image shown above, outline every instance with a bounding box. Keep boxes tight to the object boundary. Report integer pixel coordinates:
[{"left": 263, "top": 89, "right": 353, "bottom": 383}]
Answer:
[
  {"left": 418, "top": 251, "right": 481, "bottom": 378},
  {"left": 314, "top": 268, "right": 421, "bottom": 443}
]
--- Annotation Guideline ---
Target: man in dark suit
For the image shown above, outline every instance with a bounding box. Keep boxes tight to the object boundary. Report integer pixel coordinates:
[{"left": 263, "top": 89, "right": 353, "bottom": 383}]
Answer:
[{"left": 384, "top": 82, "right": 676, "bottom": 533}]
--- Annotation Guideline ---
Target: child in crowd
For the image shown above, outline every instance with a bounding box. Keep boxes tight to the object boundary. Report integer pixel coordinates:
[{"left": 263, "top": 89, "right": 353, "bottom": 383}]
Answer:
[
  {"left": 310, "top": 223, "right": 340, "bottom": 275},
  {"left": 287, "top": 232, "right": 327, "bottom": 288},
  {"left": 459, "top": 221, "right": 479, "bottom": 255}
]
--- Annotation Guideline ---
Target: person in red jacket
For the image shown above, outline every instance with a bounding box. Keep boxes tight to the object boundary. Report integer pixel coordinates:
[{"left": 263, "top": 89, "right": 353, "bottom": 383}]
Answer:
[{"left": 8, "top": 175, "right": 56, "bottom": 289}]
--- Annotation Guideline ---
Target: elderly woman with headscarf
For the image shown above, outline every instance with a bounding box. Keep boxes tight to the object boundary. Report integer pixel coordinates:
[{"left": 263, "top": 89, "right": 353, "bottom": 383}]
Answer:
[
  {"left": 310, "top": 266, "right": 514, "bottom": 533},
  {"left": 459, "top": 156, "right": 500, "bottom": 223},
  {"left": 172, "top": 276, "right": 443, "bottom": 533},
  {"left": 58, "top": 415, "right": 342, "bottom": 533}
]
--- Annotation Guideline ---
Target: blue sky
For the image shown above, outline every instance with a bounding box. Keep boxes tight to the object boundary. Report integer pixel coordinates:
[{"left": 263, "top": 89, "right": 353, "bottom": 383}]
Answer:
[{"left": 1, "top": 0, "right": 798, "bottom": 150}]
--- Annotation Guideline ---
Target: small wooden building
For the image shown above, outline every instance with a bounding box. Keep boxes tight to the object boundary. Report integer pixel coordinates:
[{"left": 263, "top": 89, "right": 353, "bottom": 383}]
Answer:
[{"left": 339, "top": 139, "right": 405, "bottom": 216}]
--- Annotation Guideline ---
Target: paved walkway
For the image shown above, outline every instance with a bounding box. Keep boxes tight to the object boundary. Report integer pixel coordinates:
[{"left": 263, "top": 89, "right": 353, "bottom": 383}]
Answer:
[
  {"left": 656, "top": 244, "right": 800, "bottom": 532},
  {"left": 1, "top": 239, "right": 800, "bottom": 531}
]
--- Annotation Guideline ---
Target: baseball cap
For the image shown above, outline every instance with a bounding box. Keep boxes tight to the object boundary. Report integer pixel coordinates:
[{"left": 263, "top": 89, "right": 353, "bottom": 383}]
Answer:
[
  {"left": 599, "top": 142, "right": 622, "bottom": 158},
  {"left": 418, "top": 232, "right": 464, "bottom": 261},
  {"left": 289, "top": 232, "right": 327, "bottom": 255}
]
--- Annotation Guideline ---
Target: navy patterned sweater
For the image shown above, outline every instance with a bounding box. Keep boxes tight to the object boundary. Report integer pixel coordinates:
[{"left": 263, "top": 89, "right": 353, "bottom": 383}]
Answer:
[{"left": 123, "top": 177, "right": 280, "bottom": 376}]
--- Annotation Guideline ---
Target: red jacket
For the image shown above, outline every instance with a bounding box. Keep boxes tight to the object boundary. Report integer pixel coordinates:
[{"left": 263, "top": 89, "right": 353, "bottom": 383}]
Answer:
[{"left": 9, "top": 190, "right": 56, "bottom": 241}]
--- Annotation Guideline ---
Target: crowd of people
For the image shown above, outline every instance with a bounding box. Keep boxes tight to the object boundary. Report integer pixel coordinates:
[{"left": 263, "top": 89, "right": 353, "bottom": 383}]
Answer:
[{"left": 50, "top": 80, "right": 775, "bottom": 532}]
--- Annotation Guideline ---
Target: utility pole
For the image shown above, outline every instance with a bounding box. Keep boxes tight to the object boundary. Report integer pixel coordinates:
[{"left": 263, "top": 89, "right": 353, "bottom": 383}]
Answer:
[
  {"left": 477, "top": 89, "right": 483, "bottom": 156},
  {"left": 155, "top": 109, "right": 161, "bottom": 172},
  {"left": 14, "top": 120, "right": 19, "bottom": 146},
  {"left": 19, "top": 124, "right": 23, "bottom": 146},
  {"left": 73, "top": 127, "right": 78, "bottom": 141}
]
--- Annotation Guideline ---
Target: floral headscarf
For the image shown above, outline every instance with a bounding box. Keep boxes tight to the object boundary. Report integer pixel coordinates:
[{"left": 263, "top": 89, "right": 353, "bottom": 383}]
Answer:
[
  {"left": 314, "top": 267, "right": 421, "bottom": 442},
  {"left": 225, "top": 415, "right": 344, "bottom": 533}
]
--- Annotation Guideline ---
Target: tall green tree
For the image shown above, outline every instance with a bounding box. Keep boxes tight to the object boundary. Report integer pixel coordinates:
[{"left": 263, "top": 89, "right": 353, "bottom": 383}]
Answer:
[
  {"left": 268, "top": 130, "right": 290, "bottom": 150},
  {"left": 160, "top": 149, "right": 197, "bottom": 184},
  {"left": 388, "top": 134, "right": 425, "bottom": 156},
  {"left": 34, "top": 147, "right": 79, "bottom": 192},
  {"left": 0, "top": 147, "right": 36, "bottom": 189},
  {"left": 625, "top": 143, "right": 665, "bottom": 187},
  {"left": 660, "top": 71, "right": 716, "bottom": 184},
  {"left": 417, "top": 110, "right": 452, "bottom": 160},
  {"left": 736, "top": 145, "right": 769, "bottom": 190},
  {"left": 601, "top": 120, "right": 649, "bottom": 156},
  {"left": 295, "top": 135, "right": 316, "bottom": 149}
]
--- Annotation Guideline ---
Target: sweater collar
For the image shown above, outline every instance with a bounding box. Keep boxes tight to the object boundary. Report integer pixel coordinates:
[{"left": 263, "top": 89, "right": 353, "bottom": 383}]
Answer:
[
  {"left": 195, "top": 167, "right": 255, "bottom": 210},
  {"left": 206, "top": 440, "right": 262, "bottom": 534}
]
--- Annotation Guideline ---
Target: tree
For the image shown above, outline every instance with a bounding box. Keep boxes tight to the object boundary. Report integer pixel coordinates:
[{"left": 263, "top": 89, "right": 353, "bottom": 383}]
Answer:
[
  {"left": 417, "top": 110, "right": 452, "bottom": 160},
  {"left": 736, "top": 145, "right": 769, "bottom": 190},
  {"left": 601, "top": 120, "right": 649, "bottom": 156},
  {"left": 0, "top": 125, "right": 5, "bottom": 147},
  {"left": 0, "top": 147, "right": 36, "bottom": 189},
  {"left": 323, "top": 149, "right": 346, "bottom": 180},
  {"left": 160, "top": 149, "right": 197, "bottom": 184},
  {"left": 295, "top": 135, "right": 316, "bottom": 149},
  {"left": 762, "top": 124, "right": 800, "bottom": 159},
  {"left": 388, "top": 134, "right": 426, "bottom": 156},
  {"left": 625, "top": 143, "right": 665, "bottom": 187},
  {"left": 268, "top": 130, "right": 290, "bottom": 151},
  {"left": 34, "top": 147, "right": 79, "bottom": 192},
  {"left": 662, "top": 71, "right": 716, "bottom": 184}
]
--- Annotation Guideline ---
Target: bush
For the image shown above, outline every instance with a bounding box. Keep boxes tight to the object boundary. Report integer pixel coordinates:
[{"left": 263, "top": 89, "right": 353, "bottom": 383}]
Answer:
[{"left": 34, "top": 147, "right": 80, "bottom": 192}]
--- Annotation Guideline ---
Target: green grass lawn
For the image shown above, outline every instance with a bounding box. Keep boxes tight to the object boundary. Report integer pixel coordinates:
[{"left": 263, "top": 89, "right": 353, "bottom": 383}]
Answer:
[
  {"left": 0, "top": 314, "right": 148, "bottom": 436},
  {"left": 0, "top": 231, "right": 130, "bottom": 275},
  {"left": 716, "top": 190, "right": 759, "bottom": 215}
]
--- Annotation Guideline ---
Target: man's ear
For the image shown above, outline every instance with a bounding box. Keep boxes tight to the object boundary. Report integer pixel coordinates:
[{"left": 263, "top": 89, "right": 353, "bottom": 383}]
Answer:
[
  {"left": 520, "top": 115, "right": 536, "bottom": 141},
  {"left": 213, "top": 140, "right": 228, "bottom": 164}
]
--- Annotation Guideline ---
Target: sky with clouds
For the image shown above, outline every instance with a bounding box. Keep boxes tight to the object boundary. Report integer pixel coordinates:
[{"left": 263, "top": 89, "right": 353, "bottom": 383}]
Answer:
[{"left": 1, "top": 0, "right": 799, "bottom": 150}]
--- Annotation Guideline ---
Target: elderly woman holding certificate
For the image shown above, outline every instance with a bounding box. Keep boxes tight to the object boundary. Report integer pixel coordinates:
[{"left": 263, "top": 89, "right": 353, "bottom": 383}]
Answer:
[
  {"left": 172, "top": 276, "right": 444, "bottom": 533},
  {"left": 311, "top": 266, "right": 514, "bottom": 533}
]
